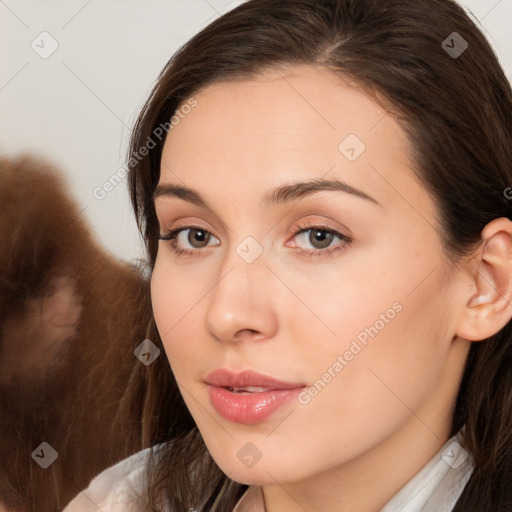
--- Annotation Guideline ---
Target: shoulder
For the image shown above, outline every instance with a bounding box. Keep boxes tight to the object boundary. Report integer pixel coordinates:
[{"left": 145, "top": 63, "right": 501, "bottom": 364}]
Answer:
[{"left": 63, "top": 444, "right": 165, "bottom": 512}]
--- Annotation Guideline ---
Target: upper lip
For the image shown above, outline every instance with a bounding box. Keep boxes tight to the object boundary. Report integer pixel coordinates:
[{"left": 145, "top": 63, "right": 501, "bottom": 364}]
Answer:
[{"left": 205, "top": 369, "right": 306, "bottom": 390}]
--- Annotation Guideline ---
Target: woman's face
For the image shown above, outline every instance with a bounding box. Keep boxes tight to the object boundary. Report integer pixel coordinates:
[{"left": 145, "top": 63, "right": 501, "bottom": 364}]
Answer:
[{"left": 151, "top": 65, "right": 470, "bottom": 486}]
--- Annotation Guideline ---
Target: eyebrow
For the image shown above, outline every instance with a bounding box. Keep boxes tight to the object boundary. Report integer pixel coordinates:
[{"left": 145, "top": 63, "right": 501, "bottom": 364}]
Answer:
[{"left": 153, "top": 177, "right": 381, "bottom": 209}]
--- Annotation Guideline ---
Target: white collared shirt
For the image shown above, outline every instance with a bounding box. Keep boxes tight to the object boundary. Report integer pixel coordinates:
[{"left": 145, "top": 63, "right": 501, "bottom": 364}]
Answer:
[{"left": 64, "top": 428, "right": 473, "bottom": 511}]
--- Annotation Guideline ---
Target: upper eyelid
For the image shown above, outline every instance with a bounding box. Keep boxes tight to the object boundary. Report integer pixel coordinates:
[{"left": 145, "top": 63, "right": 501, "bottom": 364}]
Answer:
[
  {"left": 158, "top": 217, "right": 347, "bottom": 233},
  {"left": 157, "top": 217, "right": 220, "bottom": 235},
  {"left": 154, "top": 201, "right": 231, "bottom": 235},
  {"left": 155, "top": 212, "right": 229, "bottom": 237},
  {"left": 156, "top": 210, "right": 351, "bottom": 236}
]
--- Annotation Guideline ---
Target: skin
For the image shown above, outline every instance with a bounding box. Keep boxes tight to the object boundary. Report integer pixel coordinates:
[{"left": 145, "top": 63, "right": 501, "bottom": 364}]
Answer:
[{"left": 151, "top": 64, "right": 512, "bottom": 511}]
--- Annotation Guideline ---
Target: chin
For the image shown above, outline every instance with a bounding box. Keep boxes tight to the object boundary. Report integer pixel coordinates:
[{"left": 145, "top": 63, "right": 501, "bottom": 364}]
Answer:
[
  {"left": 207, "top": 444, "right": 307, "bottom": 486},
  {"left": 216, "top": 463, "right": 276, "bottom": 486}
]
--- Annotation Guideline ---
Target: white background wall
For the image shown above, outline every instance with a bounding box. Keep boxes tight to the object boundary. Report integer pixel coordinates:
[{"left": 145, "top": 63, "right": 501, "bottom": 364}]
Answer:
[{"left": 1, "top": 0, "right": 511, "bottom": 264}]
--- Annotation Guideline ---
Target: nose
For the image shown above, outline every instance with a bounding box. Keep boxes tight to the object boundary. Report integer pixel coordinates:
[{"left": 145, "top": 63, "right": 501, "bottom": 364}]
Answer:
[{"left": 204, "top": 241, "right": 278, "bottom": 344}]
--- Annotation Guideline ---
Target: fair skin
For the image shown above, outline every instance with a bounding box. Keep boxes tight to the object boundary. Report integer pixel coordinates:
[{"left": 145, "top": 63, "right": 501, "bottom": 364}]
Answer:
[{"left": 151, "top": 64, "right": 512, "bottom": 512}]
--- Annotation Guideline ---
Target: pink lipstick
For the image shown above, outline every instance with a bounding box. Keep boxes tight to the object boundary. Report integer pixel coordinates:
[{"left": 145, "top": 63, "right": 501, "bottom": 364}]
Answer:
[{"left": 205, "top": 369, "right": 306, "bottom": 424}]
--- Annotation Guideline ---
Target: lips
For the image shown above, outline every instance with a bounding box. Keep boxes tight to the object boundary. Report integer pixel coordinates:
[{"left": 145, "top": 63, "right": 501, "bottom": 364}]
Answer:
[
  {"left": 205, "top": 369, "right": 306, "bottom": 424},
  {"left": 205, "top": 369, "right": 304, "bottom": 390}
]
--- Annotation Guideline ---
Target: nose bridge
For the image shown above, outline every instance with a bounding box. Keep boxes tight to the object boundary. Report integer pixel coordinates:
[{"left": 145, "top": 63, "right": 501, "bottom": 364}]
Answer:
[
  {"left": 204, "top": 233, "right": 277, "bottom": 342},
  {"left": 218, "top": 233, "right": 268, "bottom": 294}
]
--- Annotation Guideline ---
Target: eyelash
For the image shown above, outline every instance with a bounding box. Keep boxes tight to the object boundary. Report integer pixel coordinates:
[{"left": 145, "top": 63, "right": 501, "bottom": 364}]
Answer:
[{"left": 157, "top": 222, "right": 352, "bottom": 259}]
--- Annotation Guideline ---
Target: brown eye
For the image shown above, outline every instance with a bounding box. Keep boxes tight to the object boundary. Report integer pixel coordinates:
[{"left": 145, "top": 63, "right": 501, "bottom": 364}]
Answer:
[
  {"left": 187, "top": 228, "right": 210, "bottom": 248},
  {"left": 291, "top": 224, "right": 351, "bottom": 257},
  {"left": 157, "top": 225, "right": 220, "bottom": 257},
  {"left": 309, "top": 229, "right": 334, "bottom": 249}
]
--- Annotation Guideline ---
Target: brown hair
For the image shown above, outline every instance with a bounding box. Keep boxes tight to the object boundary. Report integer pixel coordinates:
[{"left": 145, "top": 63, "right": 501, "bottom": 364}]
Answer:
[
  {"left": 127, "top": 0, "right": 512, "bottom": 509},
  {"left": 0, "top": 155, "right": 149, "bottom": 511}
]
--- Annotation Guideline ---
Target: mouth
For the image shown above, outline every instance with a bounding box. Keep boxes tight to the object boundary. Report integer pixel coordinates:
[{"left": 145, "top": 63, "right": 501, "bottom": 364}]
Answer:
[
  {"left": 223, "top": 386, "right": 275, "bottom": 394},
  {"left": 204, "top": 369, "right": 306, "bottom": 424}
]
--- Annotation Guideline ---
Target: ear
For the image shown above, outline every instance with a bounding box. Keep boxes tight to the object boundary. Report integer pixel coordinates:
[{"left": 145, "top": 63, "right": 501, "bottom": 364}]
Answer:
[{"left": 456, "top": 217, "right": 512, "bottom": 342}]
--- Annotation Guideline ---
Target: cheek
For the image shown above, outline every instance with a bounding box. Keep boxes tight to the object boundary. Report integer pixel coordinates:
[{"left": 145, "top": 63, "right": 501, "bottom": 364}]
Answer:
[
  {"left": 150, "top": 257, "right": 206, "bottom": 373},
  {"left": 287, "top": 235, "right": 452, "bottom": 408},
  {"left": 301, "top": 259, "right": 451, "bottom": 430},
  {"left": 279, "top": 271, "right": 452, "bottom": 475}
]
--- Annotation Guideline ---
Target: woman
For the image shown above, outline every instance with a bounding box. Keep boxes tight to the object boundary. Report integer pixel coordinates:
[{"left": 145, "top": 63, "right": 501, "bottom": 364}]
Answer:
[{"left": 64, "top": 0, "right": 512, "bottom": 510}]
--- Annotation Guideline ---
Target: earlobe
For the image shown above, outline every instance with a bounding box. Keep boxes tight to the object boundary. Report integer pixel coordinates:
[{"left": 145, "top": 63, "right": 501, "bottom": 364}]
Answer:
[{"left": 456, "top": 217, "right": 512, "bottom": 342}]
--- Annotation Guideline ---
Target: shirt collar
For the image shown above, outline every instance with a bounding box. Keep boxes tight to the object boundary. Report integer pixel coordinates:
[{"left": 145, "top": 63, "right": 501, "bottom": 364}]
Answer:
[
  {"left": 232, "top": 485, "right": 266, "bottom": 512},
  {"left": 232, "top": 427, "right": 473, "bottom": 512}
]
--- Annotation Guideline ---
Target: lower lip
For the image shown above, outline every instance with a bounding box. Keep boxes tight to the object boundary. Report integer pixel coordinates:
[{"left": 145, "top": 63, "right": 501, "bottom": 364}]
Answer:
[{"left": 207, "top": 385, "right": 304, "bottom": 424}]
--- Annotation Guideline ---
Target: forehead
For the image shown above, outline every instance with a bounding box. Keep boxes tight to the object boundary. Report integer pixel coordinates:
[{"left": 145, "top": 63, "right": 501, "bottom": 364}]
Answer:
[{"left": 159, "top": 64, "right": 428, "bottom": 216}]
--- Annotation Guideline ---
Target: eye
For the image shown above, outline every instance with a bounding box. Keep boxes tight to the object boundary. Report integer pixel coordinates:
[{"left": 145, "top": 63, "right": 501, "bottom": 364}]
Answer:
[
  {"left": 157, "top": 222, "right": 352, "bottom": 259},
  {"left": 290, "top": 223, "right": 352, "bottom": 257},
  {"left": 158, "top": 226, "right": 220, "bottom": 257}
]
